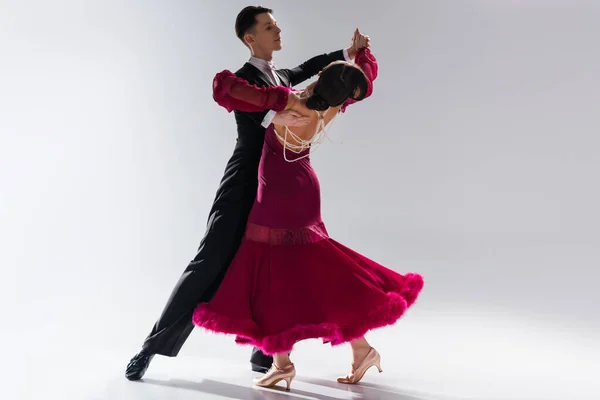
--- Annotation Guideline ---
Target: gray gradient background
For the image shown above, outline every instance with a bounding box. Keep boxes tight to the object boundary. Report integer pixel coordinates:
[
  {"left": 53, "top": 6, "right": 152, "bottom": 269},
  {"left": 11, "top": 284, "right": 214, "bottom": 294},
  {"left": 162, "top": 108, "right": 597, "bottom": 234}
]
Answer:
[{"left": 1, "top": 0, "right": 599, "bottom": 398}]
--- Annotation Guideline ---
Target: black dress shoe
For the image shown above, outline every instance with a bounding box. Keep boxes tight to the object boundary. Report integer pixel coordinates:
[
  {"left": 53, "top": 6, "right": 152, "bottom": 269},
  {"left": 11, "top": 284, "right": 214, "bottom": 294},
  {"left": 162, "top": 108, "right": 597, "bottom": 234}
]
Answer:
[
  {"left": 125, "top": 349, "right": 155, "bottom": 381},
  {"left": 251, "top": 363, "right": 270, "bottom": 374},
  {"left": 249, "top": 347, "right": 272, "bottom": 374}
]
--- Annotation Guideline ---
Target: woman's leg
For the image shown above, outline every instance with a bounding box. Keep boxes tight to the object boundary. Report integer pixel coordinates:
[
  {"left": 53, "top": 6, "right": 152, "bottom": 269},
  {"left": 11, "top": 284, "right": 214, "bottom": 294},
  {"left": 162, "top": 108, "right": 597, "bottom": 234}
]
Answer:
[{"left": 349, "top": 337, "right": 372, "bottom": 368}]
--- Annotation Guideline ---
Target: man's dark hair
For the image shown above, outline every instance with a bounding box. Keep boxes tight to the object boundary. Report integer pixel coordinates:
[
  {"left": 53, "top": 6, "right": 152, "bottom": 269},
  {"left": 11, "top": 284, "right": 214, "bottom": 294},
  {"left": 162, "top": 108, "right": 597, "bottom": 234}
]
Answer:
[
  {"left": 306, "top": 62, "right": 369, "bottom": 111},
  {"left": 235, "top": 6, "right": 273, "bottom": 46}
]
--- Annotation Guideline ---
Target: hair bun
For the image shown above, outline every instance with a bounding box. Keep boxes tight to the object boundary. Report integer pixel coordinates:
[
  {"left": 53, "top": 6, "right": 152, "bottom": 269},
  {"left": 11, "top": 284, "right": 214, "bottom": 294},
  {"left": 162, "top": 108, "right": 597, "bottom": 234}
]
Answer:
[{"left": 305, "top": 93, "right": 330, "bottom": 111}]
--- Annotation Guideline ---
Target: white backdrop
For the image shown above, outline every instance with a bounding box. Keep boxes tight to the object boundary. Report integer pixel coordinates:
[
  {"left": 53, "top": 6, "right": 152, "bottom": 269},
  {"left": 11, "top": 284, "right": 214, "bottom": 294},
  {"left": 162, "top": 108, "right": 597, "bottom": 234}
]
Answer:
[{"left": 1, "top": 1, "right": 599, "bottom": 398}]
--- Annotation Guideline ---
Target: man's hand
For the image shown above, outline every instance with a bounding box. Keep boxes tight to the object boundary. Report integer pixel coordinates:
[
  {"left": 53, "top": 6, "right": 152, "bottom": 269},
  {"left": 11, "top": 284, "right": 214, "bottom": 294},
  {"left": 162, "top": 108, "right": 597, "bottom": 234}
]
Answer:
[
  {"left": 353, "top": 28, "right": 370, "bottom": 50},
  {"left": 272, "top": 110, "right": 311, "bottom": 127},
  {"left": 347, "top": 28, "right": 370, "bottom": 59}
]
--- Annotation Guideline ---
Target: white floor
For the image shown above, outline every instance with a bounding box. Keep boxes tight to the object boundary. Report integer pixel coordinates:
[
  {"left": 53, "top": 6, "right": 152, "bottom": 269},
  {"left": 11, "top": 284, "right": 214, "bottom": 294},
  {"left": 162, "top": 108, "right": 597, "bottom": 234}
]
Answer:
[{"left": 6, "top": 308, "right": 600, "bottom": 400}]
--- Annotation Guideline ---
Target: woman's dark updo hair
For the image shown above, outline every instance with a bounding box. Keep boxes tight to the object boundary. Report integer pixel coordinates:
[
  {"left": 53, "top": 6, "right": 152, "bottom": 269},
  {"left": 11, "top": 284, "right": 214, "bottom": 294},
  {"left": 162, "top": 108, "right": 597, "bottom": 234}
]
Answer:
[{"left": 305, "top": 62, "right": 369, "bottom": 111}]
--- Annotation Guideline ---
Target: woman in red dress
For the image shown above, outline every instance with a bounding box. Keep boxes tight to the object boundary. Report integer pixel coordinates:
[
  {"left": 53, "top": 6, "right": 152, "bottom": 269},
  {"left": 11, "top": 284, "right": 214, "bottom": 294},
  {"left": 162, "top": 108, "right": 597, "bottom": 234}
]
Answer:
[{"left": 192, "top": 47, "right": 424, "bottom": 391}]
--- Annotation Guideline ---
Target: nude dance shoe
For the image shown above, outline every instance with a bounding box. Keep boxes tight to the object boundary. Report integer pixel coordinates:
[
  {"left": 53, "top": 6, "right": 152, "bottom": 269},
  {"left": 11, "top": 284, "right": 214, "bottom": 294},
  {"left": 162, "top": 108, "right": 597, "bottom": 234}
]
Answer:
[
  {"left": 253, "top": 362, "right": 296, "bottom": 391},
  {"left": 337, "top": 347, "right": 382, "bottom": 384}
]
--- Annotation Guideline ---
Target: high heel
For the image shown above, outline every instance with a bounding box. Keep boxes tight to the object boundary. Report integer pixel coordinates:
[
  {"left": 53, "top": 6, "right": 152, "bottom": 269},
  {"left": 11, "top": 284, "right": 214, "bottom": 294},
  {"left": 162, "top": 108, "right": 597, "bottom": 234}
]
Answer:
[
  {"left": 283, "top": 376, "right": 294, "bottom": 391},
  {"left": 253, "top": 362, "right": 296, "bottom": 391},
  {"left": 337, "top": 347, "right": 382, "bottom": 384}
]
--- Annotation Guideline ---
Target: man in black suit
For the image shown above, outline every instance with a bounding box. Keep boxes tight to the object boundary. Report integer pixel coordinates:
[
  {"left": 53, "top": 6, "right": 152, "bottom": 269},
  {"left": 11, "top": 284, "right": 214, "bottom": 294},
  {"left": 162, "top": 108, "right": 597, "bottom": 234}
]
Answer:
[{"left": 125, "top": 5, "right": 367, "bottom": 380}]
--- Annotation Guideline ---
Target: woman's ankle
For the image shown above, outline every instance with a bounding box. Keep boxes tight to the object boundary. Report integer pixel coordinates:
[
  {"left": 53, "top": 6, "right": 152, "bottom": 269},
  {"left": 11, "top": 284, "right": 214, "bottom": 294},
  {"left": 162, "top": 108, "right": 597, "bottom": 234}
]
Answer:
[
  {"left": 273, "top": 353, "right": 292, "bottom": 368},
  {"left": 350, "top": 337, "right": 371, "bottom": 352}
]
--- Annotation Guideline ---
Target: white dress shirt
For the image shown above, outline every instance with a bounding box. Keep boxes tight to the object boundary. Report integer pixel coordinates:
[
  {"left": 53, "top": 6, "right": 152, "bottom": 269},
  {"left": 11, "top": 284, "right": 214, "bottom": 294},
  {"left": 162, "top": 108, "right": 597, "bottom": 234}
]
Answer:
[{"left": 248, "top": 48, "right": 353, "bottom": 128}]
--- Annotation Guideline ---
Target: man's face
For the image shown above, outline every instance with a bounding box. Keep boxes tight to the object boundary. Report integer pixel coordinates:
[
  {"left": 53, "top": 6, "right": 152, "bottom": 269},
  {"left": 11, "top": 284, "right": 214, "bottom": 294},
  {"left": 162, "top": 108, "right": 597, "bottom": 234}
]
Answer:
[{"left": 247, "top": 13, "right": 282, "bottom": 53}]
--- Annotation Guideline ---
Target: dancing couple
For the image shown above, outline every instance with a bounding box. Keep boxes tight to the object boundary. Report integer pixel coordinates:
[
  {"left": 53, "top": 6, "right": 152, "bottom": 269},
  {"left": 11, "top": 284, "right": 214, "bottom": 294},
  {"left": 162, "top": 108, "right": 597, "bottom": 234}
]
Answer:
[{"left": 126, "top": 5, "right": 423, "bottom": 391}]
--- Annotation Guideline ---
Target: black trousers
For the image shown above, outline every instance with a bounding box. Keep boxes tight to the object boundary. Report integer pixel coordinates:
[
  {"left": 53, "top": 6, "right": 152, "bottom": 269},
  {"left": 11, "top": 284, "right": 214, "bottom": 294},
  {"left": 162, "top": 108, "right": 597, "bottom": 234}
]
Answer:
[{"left": 141, "top": 140, "right": 269, "bottom": 365}]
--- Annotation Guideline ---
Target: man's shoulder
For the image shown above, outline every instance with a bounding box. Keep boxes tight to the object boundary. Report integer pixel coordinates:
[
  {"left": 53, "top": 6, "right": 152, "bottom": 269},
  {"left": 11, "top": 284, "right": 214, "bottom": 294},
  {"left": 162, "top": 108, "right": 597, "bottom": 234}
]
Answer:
[{"left": 234, "top": 63, "right": 255, "bottom": 79}]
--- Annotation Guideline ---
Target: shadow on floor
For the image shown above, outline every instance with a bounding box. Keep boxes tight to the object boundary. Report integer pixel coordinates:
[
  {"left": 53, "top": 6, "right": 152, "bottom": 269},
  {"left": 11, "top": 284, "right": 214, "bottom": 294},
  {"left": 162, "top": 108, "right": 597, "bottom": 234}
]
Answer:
[{"left": 143, "top": 375, "right": 450, "bottom": 400}]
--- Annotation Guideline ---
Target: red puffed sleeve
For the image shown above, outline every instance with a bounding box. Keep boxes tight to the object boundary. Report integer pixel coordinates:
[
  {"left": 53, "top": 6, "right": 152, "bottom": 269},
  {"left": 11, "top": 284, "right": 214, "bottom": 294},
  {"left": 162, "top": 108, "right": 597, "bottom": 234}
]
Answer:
[
  {"left": 340, "top": 48, "right": 378, "bottom": 113},
  {"left": 212, "top": 70, "right": 292, "bottom": 113}
]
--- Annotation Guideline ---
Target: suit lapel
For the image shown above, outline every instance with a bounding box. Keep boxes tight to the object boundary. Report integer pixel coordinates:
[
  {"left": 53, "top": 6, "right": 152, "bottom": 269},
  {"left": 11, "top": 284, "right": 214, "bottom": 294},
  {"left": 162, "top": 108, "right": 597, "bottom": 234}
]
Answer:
[
  {"left": 242, "top": 63, "right": 291, "bottom": 88},
  {"left": 243, "top": 63, "right": 275, "bottom": 87},
  {"left": 273, "top": 70, "right": 289, "bottom": 87}
]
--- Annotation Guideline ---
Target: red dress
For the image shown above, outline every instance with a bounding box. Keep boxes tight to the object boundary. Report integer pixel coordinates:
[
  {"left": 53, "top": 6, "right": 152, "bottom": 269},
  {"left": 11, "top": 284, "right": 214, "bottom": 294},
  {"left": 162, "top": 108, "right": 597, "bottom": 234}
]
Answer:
[{"left": 192, "top": 49, "right": 424, "bottom": 355}]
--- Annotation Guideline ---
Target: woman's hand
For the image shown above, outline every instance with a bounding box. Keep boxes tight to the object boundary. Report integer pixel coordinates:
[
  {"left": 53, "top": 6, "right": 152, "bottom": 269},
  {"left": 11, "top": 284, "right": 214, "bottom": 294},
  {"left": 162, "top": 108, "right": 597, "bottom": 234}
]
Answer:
[{"left": 272, "top": 110, "right": 311, "bottom": 127}]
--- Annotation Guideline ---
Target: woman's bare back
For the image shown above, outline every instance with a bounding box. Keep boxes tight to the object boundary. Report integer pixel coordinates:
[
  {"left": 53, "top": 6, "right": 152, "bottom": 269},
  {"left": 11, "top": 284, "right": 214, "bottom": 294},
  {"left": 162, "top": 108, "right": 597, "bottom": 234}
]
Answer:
[{"left": 273, "top": 89, "right": 342, "bottom": 151}]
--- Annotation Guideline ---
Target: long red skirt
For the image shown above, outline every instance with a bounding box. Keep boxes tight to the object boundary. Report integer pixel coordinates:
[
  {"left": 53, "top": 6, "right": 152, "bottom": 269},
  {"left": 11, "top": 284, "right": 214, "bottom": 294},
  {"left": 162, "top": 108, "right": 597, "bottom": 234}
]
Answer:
[{"left": 192, "top": 222, "right": 424, "bottom": 355}]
